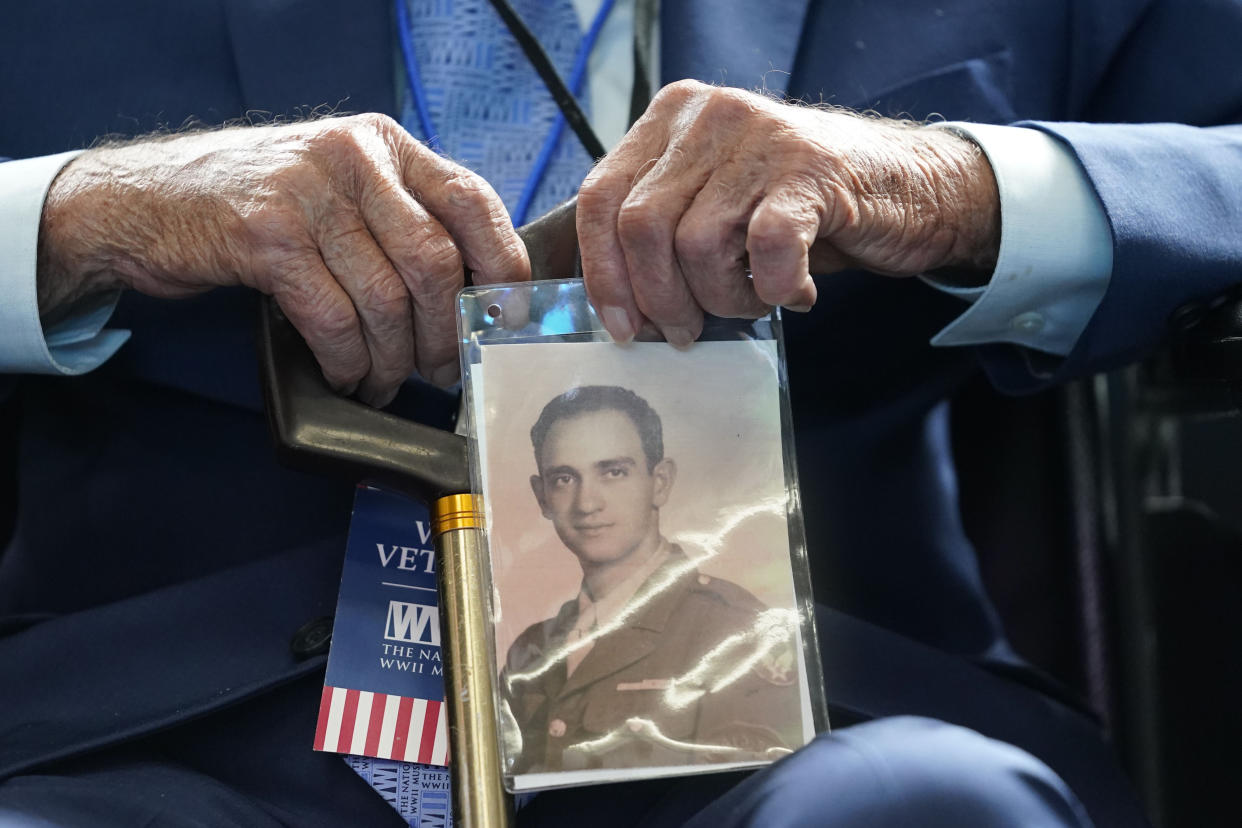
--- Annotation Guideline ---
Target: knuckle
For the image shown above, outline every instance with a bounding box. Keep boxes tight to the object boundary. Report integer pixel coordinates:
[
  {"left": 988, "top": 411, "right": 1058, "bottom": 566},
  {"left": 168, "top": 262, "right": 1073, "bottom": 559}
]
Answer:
[
  {"left": 358, "top": 271, "right": 409, "bottom": 317},
  {"left": 356, "top": 174, "right": 403, "bottom": 216},
  {"left": 700, "top": 88, "right": 767, "bottom": 131},
  {"left": 312, "top": 120, "right": 367, "bottom": 157},
  {"left": 316, "top": 327, "right": 369, "bottom": 386},
  {"left": 282, "top": 272, "right": 352, "bottom": 337},
  {"left": 498, "top": 230, "right": 530, "bottom": 267},
  {"left": 655, "top": 79, "right": 705, "bottom": 107},
  {"left": 274, "top": 266, "right": 370, "bottom": 386},
  {"left": 310, "top": 117, "right": 393, "bottom": 179},
  {"left": 318, "top": 216, "right": 369, "bottom": 247},
  {"left": 406, "top": 235, "right": 464, "bottom": 300},
  {"left": 700, "top": 87, "right": 741, "bottom": 115},
  {"left": 313, "top": 295, "right": 362, "bottom": 349},
  {"left": 674, "top": 218, "right": 724, "bottom": 263},
  {"left": 748, "top": 212, "right": 801, "bottom": 256},
  {"left": 578, "top": 170, "right": 630, "bottom": 215},
  {"left": 616, "top": 197, "right": 671, "bottom": 247},
  {"left": 420, "top": 234, "right": 465, "bottom": 280},
  {"left": 439, "top": 170, "right": 497, "bottom": 216},
  {"left": 353, "top": 111, "right": 398, "bottom": 134},
  {"left": 784, "top": 145, "right": 829, "bottom": 180}
]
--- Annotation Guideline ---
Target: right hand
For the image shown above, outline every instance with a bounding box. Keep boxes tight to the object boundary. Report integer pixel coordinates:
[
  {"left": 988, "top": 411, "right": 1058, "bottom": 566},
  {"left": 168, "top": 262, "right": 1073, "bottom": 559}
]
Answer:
[
  {"left": 576, "top": 81, "right": 999, "bottom": 346},
  {"left": 37, "top": 113, "right": 530, "bottom": 406}
]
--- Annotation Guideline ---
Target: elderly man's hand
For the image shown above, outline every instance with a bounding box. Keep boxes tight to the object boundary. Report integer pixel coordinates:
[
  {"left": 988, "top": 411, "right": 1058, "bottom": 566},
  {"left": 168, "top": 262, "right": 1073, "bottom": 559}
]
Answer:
[
  {"left": 577, "top": 80, "right": 1000, "bottom": 345},
  {"left": 38, "top": 114, "right": 530, "bottom": 405}
]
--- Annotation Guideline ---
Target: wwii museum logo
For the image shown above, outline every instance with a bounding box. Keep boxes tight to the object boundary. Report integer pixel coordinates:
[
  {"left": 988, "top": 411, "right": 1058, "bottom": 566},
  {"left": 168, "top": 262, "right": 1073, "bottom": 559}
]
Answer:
[{"left": 384, "top": 600, "right": 441, "bottom": 647}]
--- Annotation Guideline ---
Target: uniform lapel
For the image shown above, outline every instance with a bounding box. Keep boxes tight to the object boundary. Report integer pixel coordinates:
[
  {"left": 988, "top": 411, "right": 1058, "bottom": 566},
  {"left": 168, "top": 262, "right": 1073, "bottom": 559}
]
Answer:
[
  {"left": 557, "top": 560, "right": 695, "bottom": 698},
  {"left": 660, "top": 0, "right": 812, "bottom": 96},
  {"left": 559, "top": 625, "right": 659, "bottom": 698},
  {"left": 223, "top": 0, "right": 396, "bottom": 117}
]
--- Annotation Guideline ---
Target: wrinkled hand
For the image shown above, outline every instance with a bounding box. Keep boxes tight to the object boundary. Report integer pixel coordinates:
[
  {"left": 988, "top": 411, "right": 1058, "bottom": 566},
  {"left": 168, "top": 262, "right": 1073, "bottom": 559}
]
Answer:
[
  {"left": 577, "top": 80, "right": 1000, "bottom": 345},
  {"left": 38, "top": 114, "right": 529, "bottom": 405}
]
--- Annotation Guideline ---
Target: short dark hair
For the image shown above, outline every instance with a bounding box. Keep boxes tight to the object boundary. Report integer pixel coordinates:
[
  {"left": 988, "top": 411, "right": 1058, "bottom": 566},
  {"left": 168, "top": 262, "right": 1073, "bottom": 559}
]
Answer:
[{"left": 530, "top": 386, "right": 664, "bottom": 471}]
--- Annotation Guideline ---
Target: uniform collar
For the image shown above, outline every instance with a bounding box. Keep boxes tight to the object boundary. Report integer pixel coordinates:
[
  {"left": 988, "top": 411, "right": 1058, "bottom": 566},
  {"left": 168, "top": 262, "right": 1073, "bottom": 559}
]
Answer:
[
  {"left": 574, "top": 540, "right": 673, "bottom": 636},
  {"left": 552, "top": 547, "right": 704, "bottom": 696}
]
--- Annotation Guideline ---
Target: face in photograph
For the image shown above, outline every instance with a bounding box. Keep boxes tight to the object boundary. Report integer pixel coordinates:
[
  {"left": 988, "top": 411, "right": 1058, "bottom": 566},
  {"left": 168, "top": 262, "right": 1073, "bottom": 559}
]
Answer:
[{"left": 530, "top": 408, "right": 675, "bottom": 570}]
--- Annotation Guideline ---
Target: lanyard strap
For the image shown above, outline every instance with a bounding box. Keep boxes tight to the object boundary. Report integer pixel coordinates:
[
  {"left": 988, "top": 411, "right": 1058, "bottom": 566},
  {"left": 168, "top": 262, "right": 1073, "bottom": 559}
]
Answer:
[
  {"left": 393, "top": 0, "right": 442, "bottom": 154},
  {"left": 512, "top": 0, "right": 617, "bottom": 224},
  {"left": 394, "top": 0, "right": 613, "bottom": 224},
  {"left": 629, "top": 0, "right": 657, "bottom": 125},
  {"left": 485, "top": 0, "right": 611, "bottom": 162}
]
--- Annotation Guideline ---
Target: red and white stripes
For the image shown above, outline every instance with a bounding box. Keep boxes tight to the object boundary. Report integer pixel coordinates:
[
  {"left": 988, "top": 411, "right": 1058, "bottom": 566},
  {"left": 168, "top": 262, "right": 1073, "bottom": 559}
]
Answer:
[{"left": 314, "top": 686, "right": 449, "bottom": 766}]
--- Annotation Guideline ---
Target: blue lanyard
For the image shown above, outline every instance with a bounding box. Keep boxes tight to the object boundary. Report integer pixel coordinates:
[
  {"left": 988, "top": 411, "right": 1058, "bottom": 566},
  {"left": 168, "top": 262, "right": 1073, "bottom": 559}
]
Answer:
[{"left": 394, "top": 0, "right": 618, "bottom": 225}]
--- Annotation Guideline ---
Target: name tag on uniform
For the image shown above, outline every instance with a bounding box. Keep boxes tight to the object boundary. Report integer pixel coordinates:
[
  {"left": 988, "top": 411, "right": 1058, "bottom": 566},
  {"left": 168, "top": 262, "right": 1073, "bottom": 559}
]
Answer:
[{"left": 616, "top": 679, "right": 671, "bottom": 691}]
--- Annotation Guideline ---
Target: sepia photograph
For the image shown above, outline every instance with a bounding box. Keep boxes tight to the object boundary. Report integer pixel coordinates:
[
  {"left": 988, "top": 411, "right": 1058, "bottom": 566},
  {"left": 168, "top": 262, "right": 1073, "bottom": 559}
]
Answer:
[{"left": 473, "top": 339, "right": 816, "bottom": 789}]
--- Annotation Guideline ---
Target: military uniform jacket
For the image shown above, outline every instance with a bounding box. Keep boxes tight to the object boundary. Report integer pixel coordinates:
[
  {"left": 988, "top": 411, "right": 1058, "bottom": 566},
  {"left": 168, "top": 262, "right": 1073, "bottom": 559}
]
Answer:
[{"left": 501, "top": 552, "right": 805, "bottom": 774}]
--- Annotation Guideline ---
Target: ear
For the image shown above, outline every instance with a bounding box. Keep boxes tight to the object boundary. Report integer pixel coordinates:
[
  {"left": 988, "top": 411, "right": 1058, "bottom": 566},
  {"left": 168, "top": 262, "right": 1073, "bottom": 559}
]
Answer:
[
  {"left": 530, "top": 474, "right": 551, "bottom": 519},
  {"left": 650, "top": 458, "right": 676, "bottom": 508}
]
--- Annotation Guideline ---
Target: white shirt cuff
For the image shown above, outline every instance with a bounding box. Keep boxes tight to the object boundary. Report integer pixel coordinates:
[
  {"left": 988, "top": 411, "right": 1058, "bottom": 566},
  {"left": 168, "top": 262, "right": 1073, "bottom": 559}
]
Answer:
[
  {"left": 922, "top": 123, "right": 1113, "bottom": 357},
  {"left": 0, "top": 151, "right": 130, "bottom": 374}
]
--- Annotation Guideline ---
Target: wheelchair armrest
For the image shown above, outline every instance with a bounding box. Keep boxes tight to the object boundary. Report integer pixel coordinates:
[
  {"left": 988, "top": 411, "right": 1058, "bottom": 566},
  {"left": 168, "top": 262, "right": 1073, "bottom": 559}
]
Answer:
[
  {"left": 1169, "top": 287, "right": 1242, "bottom": 383},
  {"left": 1142, "top": 287, "right": 1242, "bottom": 415}
]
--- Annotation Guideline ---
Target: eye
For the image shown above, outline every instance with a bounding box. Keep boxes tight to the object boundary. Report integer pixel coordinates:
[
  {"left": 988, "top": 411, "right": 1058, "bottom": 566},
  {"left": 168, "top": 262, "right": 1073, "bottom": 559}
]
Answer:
[
  {"left": 603, "top": 466, "right": 628, "bottom": 479},
  {"left": 550, "top": 473, "right": 575, "bottom": 488}
]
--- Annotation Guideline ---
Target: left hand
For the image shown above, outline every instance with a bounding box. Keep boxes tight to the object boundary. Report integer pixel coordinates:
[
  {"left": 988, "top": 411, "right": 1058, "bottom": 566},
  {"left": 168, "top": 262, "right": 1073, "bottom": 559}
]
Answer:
[
  {"left": 577, "top": 80, "right": 1001, "bottom": 345},
  {"left": 38, "top": 114, "right": 529, "bottom": 407}
]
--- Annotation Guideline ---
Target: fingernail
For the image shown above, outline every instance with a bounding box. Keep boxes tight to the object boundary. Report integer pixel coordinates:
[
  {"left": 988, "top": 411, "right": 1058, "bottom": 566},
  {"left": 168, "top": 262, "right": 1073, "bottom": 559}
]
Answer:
[
  {"left": 785, "top": 303, "right": 813, "bottom": 313},
  {"left": 375, "top": 387, "right": 399, "bottom": 409},
  {"left": 665, "top": 326, "right": 697, "bottom": 348},
  {"left": 599, "top": 305, "right": 635, "bottom": 344},
  {"left": 431, "top": 362, "right": 460, "bottom": 388}
]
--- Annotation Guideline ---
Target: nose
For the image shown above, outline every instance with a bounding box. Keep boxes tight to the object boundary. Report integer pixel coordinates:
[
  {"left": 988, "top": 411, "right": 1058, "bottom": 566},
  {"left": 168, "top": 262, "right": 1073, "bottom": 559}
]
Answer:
[{"left": 573, "top": 477, "right": 604, "bottom": 514}]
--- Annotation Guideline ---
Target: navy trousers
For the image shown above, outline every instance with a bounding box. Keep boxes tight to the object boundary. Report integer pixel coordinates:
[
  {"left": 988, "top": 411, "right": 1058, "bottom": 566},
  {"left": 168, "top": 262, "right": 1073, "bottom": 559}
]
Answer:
[
  {"left": 0, "top": 679, "right": 1093, "bottom": 828},
  {"left": 0, "top": 532, "right": 1140, "bottom": 827},
  {"left": 0, "top": 296, "right": 1144, "bottom": 826}
]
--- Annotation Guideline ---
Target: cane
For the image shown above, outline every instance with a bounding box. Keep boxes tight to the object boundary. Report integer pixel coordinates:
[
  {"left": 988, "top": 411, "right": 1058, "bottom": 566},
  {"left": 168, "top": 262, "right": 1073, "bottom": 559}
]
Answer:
[{"left": 257, "top": 200, "right": 580, "bottom": 828}]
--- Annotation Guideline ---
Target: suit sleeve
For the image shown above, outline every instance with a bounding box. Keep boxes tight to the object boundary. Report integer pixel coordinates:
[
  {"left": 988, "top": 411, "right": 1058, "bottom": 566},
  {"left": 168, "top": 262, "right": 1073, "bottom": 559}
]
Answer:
[
  {"left": 976, "top": 0, "right": 1242, "bottom": 393},
  {"left": 0, "top": 153, "right": 129, "bottom": 377}
]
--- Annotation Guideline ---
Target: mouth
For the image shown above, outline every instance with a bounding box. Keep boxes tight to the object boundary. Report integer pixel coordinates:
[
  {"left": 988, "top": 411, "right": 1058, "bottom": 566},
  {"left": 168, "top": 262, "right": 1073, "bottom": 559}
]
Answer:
[{"left": 574, "top": 523, "right": 614, "bottom": 535}]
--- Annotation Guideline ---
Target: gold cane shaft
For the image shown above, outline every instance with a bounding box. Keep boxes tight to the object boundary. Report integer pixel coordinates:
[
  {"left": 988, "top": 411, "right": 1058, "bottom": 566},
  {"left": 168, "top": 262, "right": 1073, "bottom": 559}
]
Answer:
[{"left": 433, "top": 494, "right": 512, "bottom": 828}]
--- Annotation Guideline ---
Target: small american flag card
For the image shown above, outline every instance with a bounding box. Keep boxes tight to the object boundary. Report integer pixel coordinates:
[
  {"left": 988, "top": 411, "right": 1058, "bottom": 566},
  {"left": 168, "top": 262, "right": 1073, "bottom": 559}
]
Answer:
[{"left": 316, "top": 485, "right": 449, "bottom": 766}]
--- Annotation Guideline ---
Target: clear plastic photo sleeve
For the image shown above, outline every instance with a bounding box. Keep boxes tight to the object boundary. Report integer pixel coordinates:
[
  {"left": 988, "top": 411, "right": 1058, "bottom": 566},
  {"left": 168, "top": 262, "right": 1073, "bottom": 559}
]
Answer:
[{"left": 457, "top": 279, "right": 828, "bottom": 793}]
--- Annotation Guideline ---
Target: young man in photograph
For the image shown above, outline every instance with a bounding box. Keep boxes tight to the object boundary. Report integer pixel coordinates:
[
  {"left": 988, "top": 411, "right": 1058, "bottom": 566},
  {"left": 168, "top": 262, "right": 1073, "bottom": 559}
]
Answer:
[{"left": 501, "top": 385, "right": 805, "bottom": 774}]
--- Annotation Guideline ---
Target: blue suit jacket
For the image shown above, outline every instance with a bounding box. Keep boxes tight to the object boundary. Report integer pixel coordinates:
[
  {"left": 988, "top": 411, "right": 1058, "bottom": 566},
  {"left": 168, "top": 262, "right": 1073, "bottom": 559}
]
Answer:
[{"left": 1, "top": 1, "right": 1238, "bottom": 824}]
